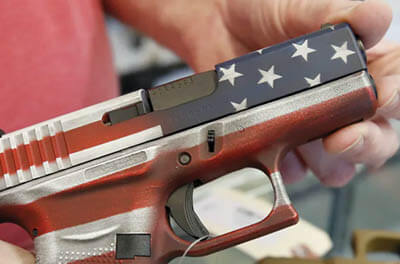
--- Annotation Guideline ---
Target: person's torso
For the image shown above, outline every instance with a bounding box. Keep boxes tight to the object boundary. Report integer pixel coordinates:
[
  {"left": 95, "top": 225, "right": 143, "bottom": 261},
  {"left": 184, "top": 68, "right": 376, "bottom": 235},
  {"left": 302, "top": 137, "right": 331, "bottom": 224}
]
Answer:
[
  {"left": 0, "top": 0, "right": 118, "bottom": 133},
  {"left": 0, "top": 0, "right": 119, "bottom": 249}
]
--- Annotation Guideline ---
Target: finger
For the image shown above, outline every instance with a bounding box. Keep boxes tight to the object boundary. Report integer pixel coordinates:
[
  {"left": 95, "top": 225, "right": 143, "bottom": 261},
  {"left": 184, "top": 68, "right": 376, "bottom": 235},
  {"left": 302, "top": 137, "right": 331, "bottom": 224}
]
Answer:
[
  {"left": 375, "top": 75, "right": 400, "bottom": 119},
  {"left": 223, "top": 0, "right": 392, "bottom": 50},
  {"left": 297, "top": 140, "right": 356, "bottom": 187},
  {"left": 324, "top": 118, "right": 399, "bottom": 169},
  {"left": 325, "top": 0, "right": 393, "bottom": 48},
  {"left": 0, "top": 223, "right": 34, "bottom": 251},
  {"left": 280, "top": 151, "right": 308, "bottom": 184},
  {"left": 369, "top": 48, "right": 400, "bottom": 77},
  {"left": 366, "top": 40, "right": 400, "bottom": 63},
  {"left": 0, "top": 240, "right": 34, "bottom": 264}
]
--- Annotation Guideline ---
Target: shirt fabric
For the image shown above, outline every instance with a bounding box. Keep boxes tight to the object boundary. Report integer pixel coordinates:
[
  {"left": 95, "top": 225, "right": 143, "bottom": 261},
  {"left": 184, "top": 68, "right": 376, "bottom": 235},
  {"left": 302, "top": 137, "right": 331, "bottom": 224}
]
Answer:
[{"left": 0, "top": 0, "right": 119, "bottom": 250}]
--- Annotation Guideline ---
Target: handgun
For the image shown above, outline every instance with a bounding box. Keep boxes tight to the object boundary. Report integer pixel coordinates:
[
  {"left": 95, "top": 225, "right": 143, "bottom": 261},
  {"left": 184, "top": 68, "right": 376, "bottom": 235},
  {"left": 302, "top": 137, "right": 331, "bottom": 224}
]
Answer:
[{"left": 0, "top": 23, "right": 377, "bottom": 263}]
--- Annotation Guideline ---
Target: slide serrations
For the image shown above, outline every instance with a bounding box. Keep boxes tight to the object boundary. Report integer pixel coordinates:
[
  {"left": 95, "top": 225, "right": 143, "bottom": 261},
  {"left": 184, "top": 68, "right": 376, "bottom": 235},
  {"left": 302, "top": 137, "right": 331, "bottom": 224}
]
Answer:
[{"left": 0, "top": 120, "right": 72, "bottom": 190}]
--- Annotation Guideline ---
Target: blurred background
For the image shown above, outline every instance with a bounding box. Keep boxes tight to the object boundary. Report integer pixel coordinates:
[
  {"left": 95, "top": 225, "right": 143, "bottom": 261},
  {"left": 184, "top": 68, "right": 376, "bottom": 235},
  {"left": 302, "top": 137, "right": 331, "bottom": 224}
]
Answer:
[{"left": 106, "top": 1, "right": 400, "bottom": 263}]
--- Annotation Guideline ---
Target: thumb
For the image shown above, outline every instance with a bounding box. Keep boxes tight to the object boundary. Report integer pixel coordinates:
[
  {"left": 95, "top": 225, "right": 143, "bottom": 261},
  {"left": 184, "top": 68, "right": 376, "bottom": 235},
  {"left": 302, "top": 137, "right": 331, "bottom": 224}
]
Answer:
[
  {"left": 0, "top": 240, "right": 34, "bottom": 264},
  {"left": 326, "top": 0, "right": 392, "bottom": 48},
  {"left": 222, "top": 0, "right": 392, "bottom": 49}
]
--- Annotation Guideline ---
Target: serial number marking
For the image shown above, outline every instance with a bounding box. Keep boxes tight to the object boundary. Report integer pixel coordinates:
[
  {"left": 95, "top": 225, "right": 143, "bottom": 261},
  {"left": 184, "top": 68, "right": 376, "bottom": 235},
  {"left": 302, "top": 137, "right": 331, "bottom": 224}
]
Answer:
[
  {"left": 84, "top": 151, "right": 147, "bottom": 181},
  {"left": 149, "top": 77, "right": 194, "bottom": 96}
]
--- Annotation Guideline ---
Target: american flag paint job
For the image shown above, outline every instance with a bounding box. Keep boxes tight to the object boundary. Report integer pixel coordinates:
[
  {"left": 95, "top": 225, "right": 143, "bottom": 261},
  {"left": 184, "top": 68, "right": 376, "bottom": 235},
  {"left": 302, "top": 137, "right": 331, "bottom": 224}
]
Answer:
[
  {"left": 0, "top": 24, "right": 377, "bottom": 263},
  {"left": 0, "top": 24, "right": 367, "bottom": 191}
]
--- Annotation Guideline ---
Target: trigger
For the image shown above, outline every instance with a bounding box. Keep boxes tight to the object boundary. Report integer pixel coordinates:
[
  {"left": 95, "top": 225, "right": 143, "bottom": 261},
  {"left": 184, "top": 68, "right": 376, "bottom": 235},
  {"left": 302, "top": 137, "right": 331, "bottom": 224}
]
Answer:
[{"left": 167, "top": 183, "right": 209, "bottom": 239}]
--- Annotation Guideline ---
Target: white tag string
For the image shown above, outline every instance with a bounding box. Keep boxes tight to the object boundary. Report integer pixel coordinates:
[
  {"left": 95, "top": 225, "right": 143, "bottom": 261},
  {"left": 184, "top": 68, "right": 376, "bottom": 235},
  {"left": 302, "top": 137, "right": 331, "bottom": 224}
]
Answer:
[{"left": 177, "top": 235, "right": 209, "bottom": 264}]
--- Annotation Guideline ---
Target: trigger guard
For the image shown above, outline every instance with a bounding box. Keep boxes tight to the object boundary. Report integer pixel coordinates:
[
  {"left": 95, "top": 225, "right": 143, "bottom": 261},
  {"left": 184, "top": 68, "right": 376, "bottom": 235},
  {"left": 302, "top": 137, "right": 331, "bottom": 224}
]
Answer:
[{"left": 167, "top": 183, "right": 209, "bottom": 239}]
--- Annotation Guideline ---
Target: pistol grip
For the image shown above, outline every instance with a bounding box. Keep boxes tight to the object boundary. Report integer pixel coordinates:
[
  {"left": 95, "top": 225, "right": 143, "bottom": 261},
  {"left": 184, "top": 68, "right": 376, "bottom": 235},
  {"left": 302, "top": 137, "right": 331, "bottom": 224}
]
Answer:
[{"left": 29, "top": 208, "right": 158, "bottom": 264}]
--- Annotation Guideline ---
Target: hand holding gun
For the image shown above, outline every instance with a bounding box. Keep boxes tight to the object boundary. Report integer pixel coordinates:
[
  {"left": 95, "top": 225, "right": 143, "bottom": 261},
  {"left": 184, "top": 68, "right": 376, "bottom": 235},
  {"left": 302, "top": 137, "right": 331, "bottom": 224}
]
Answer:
[{"left": 0, "top": 24, "right": 378, "bottom": 263}]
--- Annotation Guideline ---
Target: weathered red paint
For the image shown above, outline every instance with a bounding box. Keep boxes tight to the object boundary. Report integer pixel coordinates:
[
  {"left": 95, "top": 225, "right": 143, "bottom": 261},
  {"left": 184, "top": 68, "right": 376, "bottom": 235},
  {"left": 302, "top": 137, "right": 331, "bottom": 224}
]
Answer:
[
  {"left": 64, "top": 117, "right": 158, "bottom": 154},
  {"left": 38, "top": 136, "right": 56, "bottom": 163},
  {"left": 0, "top": 132, "right": 70, "bottom": 178},
  {"left": 3, "top": 148, "right": 16, "bottom": 175},
  {"left": 0, "top": 85, "right": 377, "bottom": 263},
  {"left": 28, "top": 140, "right": 43, "bottom": 167},
  {"left": 0, "top": 153, "right": 3, "bottom": 176},
  {"left": 54, "top": 132, "right": 69, "bottom": 158},
  {"left": 16, "top": 144, "right": 30, "bottom": 171}
]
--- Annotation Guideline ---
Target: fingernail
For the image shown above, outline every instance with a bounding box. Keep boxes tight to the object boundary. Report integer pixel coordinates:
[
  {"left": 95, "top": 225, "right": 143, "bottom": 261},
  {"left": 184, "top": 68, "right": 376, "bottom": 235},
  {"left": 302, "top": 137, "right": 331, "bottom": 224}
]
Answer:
[
  {"left": 378, "top": 90, "right": 400, "bottom": 114},
  {"left": 339, "top": 135, "right": 364, "bottom": 156}
]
